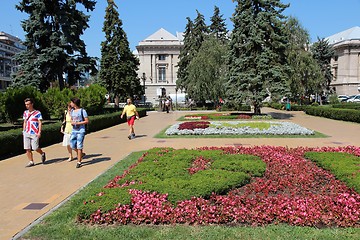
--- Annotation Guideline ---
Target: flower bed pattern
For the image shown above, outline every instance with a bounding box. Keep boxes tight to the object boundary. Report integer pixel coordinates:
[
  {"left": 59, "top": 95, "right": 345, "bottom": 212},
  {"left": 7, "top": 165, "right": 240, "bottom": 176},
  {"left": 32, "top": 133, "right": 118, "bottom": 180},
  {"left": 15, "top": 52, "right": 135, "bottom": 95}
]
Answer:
[
  {"left": 80, "top": 146, "right": 360, "bottom": 227},
  {"left": 183, "top": 113, "right": 272, "bottom": 121},
  {"left": 166, "top": 121, "right": 314, "bottom": 135}
]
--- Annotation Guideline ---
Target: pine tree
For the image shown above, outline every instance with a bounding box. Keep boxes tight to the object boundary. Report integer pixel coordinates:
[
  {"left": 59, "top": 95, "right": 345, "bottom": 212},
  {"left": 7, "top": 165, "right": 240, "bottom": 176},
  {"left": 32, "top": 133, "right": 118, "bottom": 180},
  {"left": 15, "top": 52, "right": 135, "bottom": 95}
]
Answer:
[
  {"left": 12, "top": 0, "right": 97, "bottom": 91},
  {"left": 226, "top": 0, "right": 290, "bottom": 114},
  {"left": 209, "top": 6, "right": 228, "bottom": 42},
  {"left": 99, "top": 0, "right": 141, "bottom": 106},
  {"left": 192, "top": 10, "right": 210, "bottom": 52},
  {"left": 177, "top": 17, "right": 194, "bottom": 91}
]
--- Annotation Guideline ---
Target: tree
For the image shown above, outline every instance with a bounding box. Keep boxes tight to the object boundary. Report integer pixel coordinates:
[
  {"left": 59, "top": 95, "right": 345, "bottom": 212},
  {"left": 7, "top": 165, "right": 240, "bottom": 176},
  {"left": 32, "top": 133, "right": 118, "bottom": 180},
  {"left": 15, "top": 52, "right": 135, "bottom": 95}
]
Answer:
[
  {"left": 284, "top": 16, "right": 322, "bottom": 103},
  {"left": 209, "top": 6, "right": 228, "bottom": 42},
  {"left": 186, "top": 36, "right": 228, "bottom": 104},
  {"left": 12, "top": 0, "right": 97, "bottom": 91},
  {"left": 311, "top": 37, "right": 335, "bottom": 95},
  {"left": 99, "top": 0, "right": 141, "bottom": 106},
  {"left": 226, "top": 0, "right": 290, "bottom": 114},
  {"left": 177, "top": 10, "right": 209, "bottom": 95}
]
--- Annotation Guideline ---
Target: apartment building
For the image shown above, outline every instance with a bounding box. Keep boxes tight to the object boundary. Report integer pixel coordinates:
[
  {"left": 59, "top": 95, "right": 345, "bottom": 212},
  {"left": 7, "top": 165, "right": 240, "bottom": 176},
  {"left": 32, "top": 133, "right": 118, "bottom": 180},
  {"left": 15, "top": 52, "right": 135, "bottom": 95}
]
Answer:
[{"left": 0, "top": 31, "right": 25, "bottom": 90}]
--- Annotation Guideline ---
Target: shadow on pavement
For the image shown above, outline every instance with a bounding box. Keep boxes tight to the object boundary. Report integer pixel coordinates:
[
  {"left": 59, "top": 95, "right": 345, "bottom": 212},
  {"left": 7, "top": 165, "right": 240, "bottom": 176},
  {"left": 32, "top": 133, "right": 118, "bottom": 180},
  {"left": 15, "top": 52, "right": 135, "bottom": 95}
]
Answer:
[
  {"left": 133, "top": 134, "right": 147, "bottom": 139},
  {"left": 268, "top": 112, "right": 294, "bottom": 120},
  {"left": 82, "top": 156, "right": 111, "bottom": 167}
]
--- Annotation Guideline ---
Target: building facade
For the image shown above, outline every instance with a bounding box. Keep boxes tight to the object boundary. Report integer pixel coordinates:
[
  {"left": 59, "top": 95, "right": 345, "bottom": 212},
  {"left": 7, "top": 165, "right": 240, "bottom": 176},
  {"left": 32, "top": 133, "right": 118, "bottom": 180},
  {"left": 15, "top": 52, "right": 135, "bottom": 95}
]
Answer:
[
  {"left": 328, "top": 26, "right": 360, "bottom": 96},
  {"left": 136, "top": 28, "right": 184, "bottom": 105},
  {"left": 0, "top": 32, "right": 25, "bottom": 90}
]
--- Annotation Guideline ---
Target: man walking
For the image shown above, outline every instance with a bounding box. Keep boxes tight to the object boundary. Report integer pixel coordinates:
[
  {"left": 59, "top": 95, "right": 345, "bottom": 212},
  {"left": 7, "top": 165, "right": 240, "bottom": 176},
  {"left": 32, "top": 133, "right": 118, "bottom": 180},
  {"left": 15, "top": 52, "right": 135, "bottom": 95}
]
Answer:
[
  {"left": 121, "top": 98, "right": 140, "bottom": 139},
  {"left": 23, "top": 98, "right": 46, "bottom": 167}
]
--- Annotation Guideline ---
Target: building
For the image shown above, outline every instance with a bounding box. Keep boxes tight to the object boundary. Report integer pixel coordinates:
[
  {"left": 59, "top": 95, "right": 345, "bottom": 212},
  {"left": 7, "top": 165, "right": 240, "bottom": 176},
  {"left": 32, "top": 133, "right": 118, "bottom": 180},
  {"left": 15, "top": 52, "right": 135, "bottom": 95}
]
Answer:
[
  {"left": 327, "top": 26, "right": 360, "bottom": 96},
  {"left": 136, "top": 28, "right": 184, "bottom": 105},
  {"left": 0, "top": 32, "right": 25, "bottom": 90}
]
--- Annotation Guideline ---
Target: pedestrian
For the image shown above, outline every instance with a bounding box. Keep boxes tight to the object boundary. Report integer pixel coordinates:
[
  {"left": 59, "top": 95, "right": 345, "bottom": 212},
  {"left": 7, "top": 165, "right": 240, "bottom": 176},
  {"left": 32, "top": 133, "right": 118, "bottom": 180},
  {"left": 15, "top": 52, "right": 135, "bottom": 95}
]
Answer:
[
  {"left": 165, "top": 97, "right": 170, "bottom": 113},
  {"left": 120, "top": 98, "right": 140, "bottom": 140},
  {"left": 60, "top": 102, "right": 75, "bottom": 161},
  {"left": 70, "top": 97, "right": 89, "bottom": 168},
  {"left": 23, "top": 98, "right": 46, "bottom": 167}
]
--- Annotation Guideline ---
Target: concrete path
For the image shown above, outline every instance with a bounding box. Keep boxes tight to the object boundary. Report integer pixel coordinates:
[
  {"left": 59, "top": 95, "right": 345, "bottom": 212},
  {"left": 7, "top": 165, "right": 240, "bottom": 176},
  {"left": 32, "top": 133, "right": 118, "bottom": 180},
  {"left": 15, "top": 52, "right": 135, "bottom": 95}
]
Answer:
[{"left": 1, "top": 108, "right": 360, "bottom": 239}]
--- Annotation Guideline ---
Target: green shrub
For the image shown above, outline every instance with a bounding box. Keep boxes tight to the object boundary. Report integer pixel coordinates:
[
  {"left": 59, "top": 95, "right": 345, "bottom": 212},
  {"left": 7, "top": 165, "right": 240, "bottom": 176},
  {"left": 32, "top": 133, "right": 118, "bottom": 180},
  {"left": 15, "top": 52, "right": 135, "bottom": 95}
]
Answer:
[
  {"left": 304, "top": 151, "right": 360, "bottom": 193},
  {"left": 43, "top": 87, "right": 75, "bottom": 120},
  {"left": 76, "top": 84, "right": 107, "bottom": 115},
  {"left": 3, "top": 86, "right": 50, "bottom": 123},
  {"left": 304, "top": 106, "right": 360, "bottom": 123}
]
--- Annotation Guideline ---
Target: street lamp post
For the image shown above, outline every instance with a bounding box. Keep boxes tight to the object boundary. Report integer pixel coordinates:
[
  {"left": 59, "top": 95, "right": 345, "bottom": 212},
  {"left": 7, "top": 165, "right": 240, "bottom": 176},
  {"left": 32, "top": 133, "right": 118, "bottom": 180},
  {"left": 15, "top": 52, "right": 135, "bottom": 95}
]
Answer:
[{"left": 141, "top": 72, "right": 146, "bottom": 105}]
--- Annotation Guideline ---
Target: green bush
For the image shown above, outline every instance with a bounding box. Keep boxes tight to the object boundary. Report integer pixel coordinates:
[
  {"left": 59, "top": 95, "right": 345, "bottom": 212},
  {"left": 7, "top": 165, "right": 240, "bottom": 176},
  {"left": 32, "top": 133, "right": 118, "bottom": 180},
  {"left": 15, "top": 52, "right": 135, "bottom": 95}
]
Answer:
[
  {"left": 304, "top": 151, "right": 360, "bottom": 193},
  {"left": 43, "top": 87, "right": 75, "bottom": 120},
  {"left": 3, "top": 86, "right": 50, "bottom": 123},
  {"left": 304, "top": 106, "right": 360, "bottom": 123},
  {"left": 76, "top": 84, "right": 107, "bottom": 115},
  {"left": 332, "top": 102, "right": 360, "bottom": 110}
]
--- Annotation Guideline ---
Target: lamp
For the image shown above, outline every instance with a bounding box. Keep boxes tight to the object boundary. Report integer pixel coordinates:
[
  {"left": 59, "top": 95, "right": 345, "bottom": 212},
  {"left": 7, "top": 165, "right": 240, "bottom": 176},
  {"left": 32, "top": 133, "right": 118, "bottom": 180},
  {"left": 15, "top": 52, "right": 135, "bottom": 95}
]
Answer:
[{"left": 141, "top": 72, "right": 146, "bottom": 105}]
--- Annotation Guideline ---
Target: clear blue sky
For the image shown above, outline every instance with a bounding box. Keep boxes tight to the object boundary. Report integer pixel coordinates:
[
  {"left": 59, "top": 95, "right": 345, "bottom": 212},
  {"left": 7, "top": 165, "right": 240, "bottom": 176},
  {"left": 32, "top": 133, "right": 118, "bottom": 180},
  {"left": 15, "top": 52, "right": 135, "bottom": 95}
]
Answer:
[{"left": 1, "top": 0, "right": 360, "bottom": 59}]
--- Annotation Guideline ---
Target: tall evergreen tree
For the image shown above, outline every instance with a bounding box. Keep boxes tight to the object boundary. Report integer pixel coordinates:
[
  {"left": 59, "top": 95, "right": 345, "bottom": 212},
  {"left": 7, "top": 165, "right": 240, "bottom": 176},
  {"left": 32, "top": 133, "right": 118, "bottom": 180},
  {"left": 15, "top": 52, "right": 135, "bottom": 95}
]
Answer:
[
  {"left": 12, "top": 0, "right": 97, "bottom": 91},
  {"left": 99, "top": 0, "right": 141, "bottom": 106},
  {"left": 226, "top": 0, "right": 289, "bottom": 114},
  {"left": 311, "top": 37, "right": 335, "bottom": 94},
  {"left": 177, "top": 10, "right": 209, "bottom": 95},
  {"left": 177, "top": 17, "right": 194, "bottom": 91},
  {"left": 209, "top": 6, "right": 228, "bottom": 42}
]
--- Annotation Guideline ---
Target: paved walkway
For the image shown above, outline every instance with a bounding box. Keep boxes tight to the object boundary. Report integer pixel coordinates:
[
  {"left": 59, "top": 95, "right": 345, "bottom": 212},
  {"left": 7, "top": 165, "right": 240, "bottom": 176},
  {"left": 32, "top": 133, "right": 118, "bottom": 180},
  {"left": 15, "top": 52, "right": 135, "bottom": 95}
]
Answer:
[{"left": 1, "top": 108, "right": 360, "bottom": 239}]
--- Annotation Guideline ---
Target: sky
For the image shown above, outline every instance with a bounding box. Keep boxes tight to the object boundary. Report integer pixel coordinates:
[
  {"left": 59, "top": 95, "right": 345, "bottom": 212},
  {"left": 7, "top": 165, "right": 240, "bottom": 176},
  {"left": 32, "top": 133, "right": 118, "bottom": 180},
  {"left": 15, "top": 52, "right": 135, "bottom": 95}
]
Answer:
[{"left": 1, "top": 0, "right": 360, "bottom": 59}]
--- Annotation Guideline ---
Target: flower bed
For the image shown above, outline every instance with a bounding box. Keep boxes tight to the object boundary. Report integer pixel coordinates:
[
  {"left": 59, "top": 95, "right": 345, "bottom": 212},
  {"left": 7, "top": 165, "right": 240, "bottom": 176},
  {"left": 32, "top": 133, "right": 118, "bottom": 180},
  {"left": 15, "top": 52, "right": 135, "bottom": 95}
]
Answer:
[
  {"left": 79, "top": 146, "right": 360, "bottom": 227},
  {"left": 165, "top": 121, "right": 314, "bottom": 135},
  {"left": 182, "top": 113, "right": 272, "bottom": 121}
]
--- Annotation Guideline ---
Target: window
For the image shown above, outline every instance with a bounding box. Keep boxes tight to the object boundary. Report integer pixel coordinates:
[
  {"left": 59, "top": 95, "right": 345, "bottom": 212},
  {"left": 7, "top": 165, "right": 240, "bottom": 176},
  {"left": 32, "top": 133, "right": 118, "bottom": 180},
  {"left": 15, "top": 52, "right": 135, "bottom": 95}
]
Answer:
[
  {"left": 158, "top": 55, "right": 166, "bottom": 60},
  {"left": 158, "top": 66, "right": 166, "bottom": 82}
]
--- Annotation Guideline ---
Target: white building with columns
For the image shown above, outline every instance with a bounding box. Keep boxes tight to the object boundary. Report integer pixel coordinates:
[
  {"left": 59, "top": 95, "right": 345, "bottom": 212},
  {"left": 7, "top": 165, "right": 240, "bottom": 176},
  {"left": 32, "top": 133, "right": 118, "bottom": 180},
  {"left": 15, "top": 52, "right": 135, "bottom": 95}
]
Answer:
[
  {"left": 328, "top": 26, "right": 360, "bottom": 96},
  {"left": 136, "top": 28, "right": 184, "bottom": 105}
]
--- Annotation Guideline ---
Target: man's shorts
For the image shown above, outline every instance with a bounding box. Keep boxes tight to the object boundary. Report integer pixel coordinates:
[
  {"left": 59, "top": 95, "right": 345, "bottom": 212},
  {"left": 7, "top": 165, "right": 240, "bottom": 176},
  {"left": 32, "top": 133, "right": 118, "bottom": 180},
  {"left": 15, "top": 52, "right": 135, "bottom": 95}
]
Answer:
[
  {"left": 23, "top": 132, "right": 39, "bottom": 150},
  {"left": 70, "top": 131, "right": 85, "bottom": 150},
  {"left": 127, "top": 116, "right": 136, "bottom": 126}
]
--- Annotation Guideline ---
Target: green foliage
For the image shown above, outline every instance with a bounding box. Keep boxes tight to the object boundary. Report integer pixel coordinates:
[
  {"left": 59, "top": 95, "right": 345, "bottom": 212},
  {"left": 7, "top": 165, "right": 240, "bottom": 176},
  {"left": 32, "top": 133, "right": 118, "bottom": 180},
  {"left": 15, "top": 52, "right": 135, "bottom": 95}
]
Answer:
[
  {"left": 99, "top": 0, "right": 141, "bottom": 102},
  {"left": 43, "top": 88, "right": 75, "bottom": 120},
  {"left": 2, "top": 86, "right": 49, "bottom": 123},
  {"left": 186, "top": 36, "right": 228, "bottom": 103},
  {"left": 304, "top": 152, "right": 360, "bottom": 193},
  {"left": 304, "top": 106, "right": 360, "bottom": 123},
  {"left": 226, "top": 0, "right": 290, "bottom": 114},
  {"left": 311, "top": 38, "right": 335, "bottom": 93},
  {"left": 13, "top": 0, "right": 97, "bottom": 91},
  {"left": 76, "top": 84, "right": 107, "bottom": 115},
  {"left": 79, "top": 148, "right": 266, "bottom": 218},
  {"left": 209, "top": 6, "right": 228, "bottom": 42},
  {"left": 332, "top": 103, "right": 360, "bottom": 110}
]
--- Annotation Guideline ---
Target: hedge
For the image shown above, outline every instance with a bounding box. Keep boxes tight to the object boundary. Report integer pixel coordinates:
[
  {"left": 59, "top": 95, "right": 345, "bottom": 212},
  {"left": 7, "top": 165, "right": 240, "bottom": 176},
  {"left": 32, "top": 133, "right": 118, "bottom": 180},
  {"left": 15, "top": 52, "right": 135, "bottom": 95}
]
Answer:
[
  {"left": 304, "top": 106, "right": 360, "bottom": 123},
  {"left": 0, "top": 109, "right": 147, "bottom": 159}
]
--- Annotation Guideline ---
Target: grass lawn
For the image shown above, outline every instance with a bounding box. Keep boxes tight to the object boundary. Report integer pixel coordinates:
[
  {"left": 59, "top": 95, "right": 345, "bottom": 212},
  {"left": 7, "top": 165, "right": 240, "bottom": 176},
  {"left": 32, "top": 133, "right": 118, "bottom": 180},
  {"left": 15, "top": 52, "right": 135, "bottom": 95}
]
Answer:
[
  {"left": 22, "top": 151, "right": 359, "bottom": 240},
  {"left": 154, "top": 126, "right": 329, "bottom": 138}
]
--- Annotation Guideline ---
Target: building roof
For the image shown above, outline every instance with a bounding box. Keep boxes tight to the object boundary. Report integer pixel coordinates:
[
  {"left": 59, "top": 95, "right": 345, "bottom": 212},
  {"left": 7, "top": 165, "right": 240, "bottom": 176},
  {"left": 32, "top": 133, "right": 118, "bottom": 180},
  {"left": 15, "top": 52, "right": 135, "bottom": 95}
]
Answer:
[
  {"left": 326, "top": 26, "right": 360, "bottom": 45},
  {"left": 143, "top": 28, "right": 179, "bottom": 41}
]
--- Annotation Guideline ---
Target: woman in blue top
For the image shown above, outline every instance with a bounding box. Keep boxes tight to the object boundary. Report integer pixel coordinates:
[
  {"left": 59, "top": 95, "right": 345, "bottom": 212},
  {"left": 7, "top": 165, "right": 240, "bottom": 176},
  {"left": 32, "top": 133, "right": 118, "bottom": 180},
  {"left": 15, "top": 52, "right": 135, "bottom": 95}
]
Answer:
[{"left": 70, "top": 97, "right": 89, "bottom": 168}]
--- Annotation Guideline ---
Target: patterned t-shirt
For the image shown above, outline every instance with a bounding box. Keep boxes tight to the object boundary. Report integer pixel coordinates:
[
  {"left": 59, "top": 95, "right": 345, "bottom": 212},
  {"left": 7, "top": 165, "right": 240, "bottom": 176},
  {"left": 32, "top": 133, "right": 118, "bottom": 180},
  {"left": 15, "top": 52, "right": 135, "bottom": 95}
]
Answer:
[
  {"left": 70, "top": 108, "right": 88, "bottom": 132},
  {"left": 23, "top": 110, "right": 43, "bottom": 135}
]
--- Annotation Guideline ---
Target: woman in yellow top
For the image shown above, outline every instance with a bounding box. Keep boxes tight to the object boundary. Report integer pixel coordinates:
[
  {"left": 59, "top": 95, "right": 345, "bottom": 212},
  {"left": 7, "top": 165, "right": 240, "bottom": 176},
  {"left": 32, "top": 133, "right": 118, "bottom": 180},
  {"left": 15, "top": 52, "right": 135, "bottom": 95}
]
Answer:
[
  {"left": 61, "top": 103, "right": 74, "bottom": 161},
  {"left": 121, "top": 98, "right": 140, "bottom": 140}
]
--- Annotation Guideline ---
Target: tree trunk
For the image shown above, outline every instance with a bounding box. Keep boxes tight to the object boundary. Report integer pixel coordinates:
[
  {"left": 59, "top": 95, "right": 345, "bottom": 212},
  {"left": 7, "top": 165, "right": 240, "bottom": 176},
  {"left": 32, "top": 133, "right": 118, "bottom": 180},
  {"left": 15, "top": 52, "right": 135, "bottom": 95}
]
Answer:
[
  {"left": 114, "top": 95, "right": 119, "bottom": 109},
  {"left": 58, "top": 73, "right": 64, "bottom": 90},
  {"left": 253, "top": 104, "right": 261, "bottom": 115}
]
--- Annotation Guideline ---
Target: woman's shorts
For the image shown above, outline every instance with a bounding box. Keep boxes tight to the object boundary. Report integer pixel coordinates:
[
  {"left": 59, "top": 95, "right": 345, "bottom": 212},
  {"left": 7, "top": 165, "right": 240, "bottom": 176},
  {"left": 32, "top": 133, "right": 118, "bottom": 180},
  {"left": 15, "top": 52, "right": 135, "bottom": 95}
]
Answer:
[
  {"left": 70, "top": 131, "right": 85, "bottom": 149},
  {"left": 62, "top": 133, "right": 71, "bottom": 146}
]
